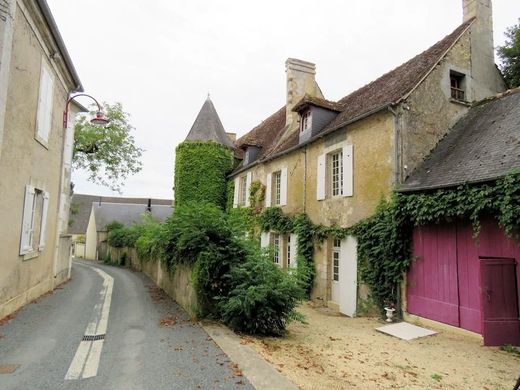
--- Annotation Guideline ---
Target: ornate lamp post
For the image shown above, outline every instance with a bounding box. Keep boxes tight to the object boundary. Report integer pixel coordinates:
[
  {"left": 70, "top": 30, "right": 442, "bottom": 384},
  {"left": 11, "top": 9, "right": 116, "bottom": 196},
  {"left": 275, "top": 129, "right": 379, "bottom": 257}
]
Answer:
[{"left": 63, "top": 93, "right": 109, "bottom": 128}]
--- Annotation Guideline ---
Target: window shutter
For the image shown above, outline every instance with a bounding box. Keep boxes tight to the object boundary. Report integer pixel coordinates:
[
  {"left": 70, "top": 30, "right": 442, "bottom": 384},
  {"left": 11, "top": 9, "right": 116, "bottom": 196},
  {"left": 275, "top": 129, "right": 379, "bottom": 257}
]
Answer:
[
  {"left": 38, "top": 191, "right": 50, "bottom": 250},
  {"left": 290, "top": 233, "right": 298, "bottom": 268},
  {"left": 245, "top": 172, "right": 252, "bottom": 206},
  {"left": 233, "top": 177, "right": 240, "bottom": 208},
  {"left": 342, "top": 145, "right": 353, "bottom": 197},
  {"left": 317, "top": 154, "right": 326, "bottom": 200},
  {"left": 36, "top": 65, "right": 54, "bottom": 143},
  {"left": 280, "top": 167, "right": 288, "bottom": 206},
  {"left": 265, "top": 172, "right": 272, "bottom": 207},
  {"left": 20, "top": 185, "right": 36, "bottom": 255},
  {"left": 260, "top": 231, "right": 270, "bottom": 248}
]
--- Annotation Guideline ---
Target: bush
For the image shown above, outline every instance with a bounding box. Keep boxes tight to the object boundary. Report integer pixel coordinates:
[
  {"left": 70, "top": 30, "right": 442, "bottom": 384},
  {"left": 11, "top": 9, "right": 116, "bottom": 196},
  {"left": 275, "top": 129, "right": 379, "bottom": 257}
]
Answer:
[
  {"left": 135, "top": 219, "right": 164, "bottom": 261},
  {"left": 107, "top": 224, "right": 145, "bottom": 248},
  {"left": 218, "top": 251, "right": 305, "bottom": 336}
]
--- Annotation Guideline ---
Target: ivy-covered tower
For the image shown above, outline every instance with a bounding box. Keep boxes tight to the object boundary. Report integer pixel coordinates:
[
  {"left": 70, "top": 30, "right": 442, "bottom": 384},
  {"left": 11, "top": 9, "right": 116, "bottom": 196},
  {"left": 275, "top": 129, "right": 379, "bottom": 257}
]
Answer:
[{"left": 174, "top": 97, "right": 235, "bottom": 208}]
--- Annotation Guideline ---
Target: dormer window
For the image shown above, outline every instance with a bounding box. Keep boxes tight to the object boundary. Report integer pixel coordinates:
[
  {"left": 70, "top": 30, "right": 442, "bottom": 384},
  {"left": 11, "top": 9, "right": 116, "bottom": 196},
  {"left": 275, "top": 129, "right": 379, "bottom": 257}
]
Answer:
[
  {"left": 300, "top": 110, "right": 312, "bottom": 133},
  {"left": 450, "top": 70, "right": 466, "bottom": 101}
]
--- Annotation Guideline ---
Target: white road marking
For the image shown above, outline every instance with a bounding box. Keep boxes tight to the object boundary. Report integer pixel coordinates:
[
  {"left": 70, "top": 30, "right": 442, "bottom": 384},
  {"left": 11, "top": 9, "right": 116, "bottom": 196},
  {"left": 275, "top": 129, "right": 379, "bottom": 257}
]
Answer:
[{"left": 65, "top": 264, "right": 114, "bottom": 380}]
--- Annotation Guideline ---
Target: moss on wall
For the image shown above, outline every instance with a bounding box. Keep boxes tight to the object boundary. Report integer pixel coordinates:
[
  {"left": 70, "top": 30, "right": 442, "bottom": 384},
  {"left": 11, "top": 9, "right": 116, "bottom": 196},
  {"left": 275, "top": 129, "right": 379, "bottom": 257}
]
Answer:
[{"left": 174, "top": 141, "right": 234, "bottom": 209}]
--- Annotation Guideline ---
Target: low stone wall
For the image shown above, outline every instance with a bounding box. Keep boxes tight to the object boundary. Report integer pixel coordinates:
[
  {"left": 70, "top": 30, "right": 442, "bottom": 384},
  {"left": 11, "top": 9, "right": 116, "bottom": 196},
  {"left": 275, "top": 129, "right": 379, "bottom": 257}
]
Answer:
[{"left": 107, "top": 246, "right": 198, "bottom": 317}]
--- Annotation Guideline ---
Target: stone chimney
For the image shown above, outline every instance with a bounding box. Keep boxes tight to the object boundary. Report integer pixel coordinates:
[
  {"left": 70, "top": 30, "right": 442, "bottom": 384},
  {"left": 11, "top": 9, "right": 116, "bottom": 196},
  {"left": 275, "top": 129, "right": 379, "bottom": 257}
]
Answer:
[
  {"left": 463, "top": 0, "right": 505, "bottom": 100},
  {"left": 285, "top": 58, "right": 323, "bottom": 129},
  {"left": 226, "top": 132, "right": 236, "bottom": 142}
]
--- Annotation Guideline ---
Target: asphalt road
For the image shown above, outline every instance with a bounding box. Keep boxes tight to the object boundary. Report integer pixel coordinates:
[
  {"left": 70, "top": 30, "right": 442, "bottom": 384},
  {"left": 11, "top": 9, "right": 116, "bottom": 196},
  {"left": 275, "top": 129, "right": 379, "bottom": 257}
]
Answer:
[{"left": 0, "top": 260, "right": 253, "bottom": 390}]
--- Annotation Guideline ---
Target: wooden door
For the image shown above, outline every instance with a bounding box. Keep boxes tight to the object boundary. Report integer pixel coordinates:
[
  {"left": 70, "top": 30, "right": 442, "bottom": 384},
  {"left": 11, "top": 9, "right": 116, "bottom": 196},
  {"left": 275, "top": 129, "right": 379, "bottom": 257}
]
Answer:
[{"left": 480, "top": 258, "right": 520, "bottom": 346}]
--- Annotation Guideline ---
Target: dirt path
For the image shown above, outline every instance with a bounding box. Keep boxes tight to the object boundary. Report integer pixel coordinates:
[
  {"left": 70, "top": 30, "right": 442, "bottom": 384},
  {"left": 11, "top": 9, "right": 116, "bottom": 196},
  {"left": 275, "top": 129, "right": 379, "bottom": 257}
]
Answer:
[{"left": 241, "top": 302, "right": 519, "bottom": 389}]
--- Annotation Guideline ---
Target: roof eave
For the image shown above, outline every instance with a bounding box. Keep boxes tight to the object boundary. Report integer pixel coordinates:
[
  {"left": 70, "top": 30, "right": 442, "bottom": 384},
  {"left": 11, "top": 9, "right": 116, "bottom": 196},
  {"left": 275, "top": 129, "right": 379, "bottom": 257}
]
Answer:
[{"left": 36, "top": 0, "right": 83, "bottom": 92}]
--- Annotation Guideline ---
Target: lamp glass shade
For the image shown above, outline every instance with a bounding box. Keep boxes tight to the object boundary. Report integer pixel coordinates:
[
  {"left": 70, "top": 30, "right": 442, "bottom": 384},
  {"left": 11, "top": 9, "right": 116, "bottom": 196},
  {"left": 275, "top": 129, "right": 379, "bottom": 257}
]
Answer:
[{"left": 90, "top": 111, "right": 109, "bottom": 125}]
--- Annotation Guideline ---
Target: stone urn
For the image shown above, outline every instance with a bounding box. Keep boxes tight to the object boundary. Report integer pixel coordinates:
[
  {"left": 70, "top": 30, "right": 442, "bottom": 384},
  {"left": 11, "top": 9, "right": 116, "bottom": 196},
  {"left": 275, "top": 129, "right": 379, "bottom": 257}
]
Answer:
[{"left": 384, "top": 307, "right": 396, "bottom": 323}]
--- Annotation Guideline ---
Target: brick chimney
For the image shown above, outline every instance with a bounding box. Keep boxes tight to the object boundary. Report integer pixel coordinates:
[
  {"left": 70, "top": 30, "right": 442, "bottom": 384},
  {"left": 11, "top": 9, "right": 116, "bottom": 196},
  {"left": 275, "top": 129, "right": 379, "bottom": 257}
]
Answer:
[
  {"left": 285, "top": 58, "right": 323, "bottom": 129},
  {"left": 463, "top": 0, "right": 505, "bottom": 100}
]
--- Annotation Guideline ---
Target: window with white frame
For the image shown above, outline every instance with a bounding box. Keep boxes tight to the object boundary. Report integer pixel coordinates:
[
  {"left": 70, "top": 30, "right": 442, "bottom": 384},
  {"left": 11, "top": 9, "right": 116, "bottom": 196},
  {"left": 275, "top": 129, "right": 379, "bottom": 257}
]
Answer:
[
  {"left": 300, "top": 110, "right": 311, "bottom": 133},
  {"left": 316, "top": 145, "right": 353, "bottom": 200},
  {"left": 332, "top": 238, "right": 341, "bottom": 282},
  {"left": 20, "top": 185, "right": 49, "bottom": 255},
  {"left": 330, "top": 150, "right": 343, "bottom": 197},
  {"left": 272, "top": 233, "right": 281, "bottom": 265},
  {"left": 239, "top": 175, "right": 247, "bottom": 205},
  {"left": 286, "top": 234, "right": 292, "bottom": 267},
  {"left": 273, "top": 170, "right": 281, "bottom": 205},
  {"left": 35, "top": 60, "right": 54, "bottom": 144}
]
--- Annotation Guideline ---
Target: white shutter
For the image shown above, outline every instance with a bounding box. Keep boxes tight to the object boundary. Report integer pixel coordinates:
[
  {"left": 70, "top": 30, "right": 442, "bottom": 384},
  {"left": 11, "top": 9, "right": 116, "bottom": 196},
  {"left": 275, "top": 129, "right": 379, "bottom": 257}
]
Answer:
[
  {"left": 245, "top": 172, "right": 252, "bottom": 206},
  {"left": 317, "top": 154, "right": 326, "bottom": 200},
  {"left": 265, "top": 172, "right": 272, "bottom": 207},
  {"left": 342, "top": 145, "right": 353, "bottom": 197},
  {"left": 280, "top": 167, "right": 288, "bottom": 206},
  {"left": 290, "top": 233, "right": 298, "bottom": 268},
  {"left": 233, "top": 177, "right": 240, "bottom": 208},
  {"left": 36, "top": 64, "right": 54, "bottom": 142},
  {"left": 260, "top": 231, "right": 270, "bottom": 248},
  {"left": 20, "top": 185, "right": 36, "bottom": 255},
  {"left": 38, "top": 191, "right": 50, "bottom": 250}
]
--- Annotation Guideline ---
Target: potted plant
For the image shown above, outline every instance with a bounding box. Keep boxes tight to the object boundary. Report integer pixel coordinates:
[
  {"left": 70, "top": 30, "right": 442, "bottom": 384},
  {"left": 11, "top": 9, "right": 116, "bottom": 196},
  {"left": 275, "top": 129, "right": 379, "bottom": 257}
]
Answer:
[{"left": 384, "top": 301, "right": 396, "bottom": 323}]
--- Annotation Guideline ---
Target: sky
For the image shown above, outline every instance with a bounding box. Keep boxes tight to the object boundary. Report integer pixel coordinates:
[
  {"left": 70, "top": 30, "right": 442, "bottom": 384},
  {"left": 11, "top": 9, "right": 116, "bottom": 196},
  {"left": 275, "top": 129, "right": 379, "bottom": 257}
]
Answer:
[{"left": 46, "top": 0, "right": 520, "bottom": 199}]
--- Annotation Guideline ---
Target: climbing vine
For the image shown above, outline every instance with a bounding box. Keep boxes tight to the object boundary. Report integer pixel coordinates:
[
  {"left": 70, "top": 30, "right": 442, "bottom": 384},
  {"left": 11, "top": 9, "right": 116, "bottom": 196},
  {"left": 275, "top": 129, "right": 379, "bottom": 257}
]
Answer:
[{"left": 174, "top": 141, "right": 234, "bottom": 209}]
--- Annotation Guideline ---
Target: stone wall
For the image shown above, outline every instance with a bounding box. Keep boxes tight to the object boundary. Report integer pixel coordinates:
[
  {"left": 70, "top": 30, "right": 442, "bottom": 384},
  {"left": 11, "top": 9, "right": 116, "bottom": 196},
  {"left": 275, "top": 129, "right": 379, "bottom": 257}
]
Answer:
[{"left": 107, "top": 246, "right": 198, "bottom": 317}]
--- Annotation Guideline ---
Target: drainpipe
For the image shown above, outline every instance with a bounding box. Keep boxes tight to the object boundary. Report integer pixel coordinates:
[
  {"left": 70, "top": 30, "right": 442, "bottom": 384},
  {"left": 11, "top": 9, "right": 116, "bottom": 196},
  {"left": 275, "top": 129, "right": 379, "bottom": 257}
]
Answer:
[
  {"left": 303, "top": 146, "right": 307, "bottom": 213},
  {"left": 387, "top": 105, "right": 402, "bottom": 185}
]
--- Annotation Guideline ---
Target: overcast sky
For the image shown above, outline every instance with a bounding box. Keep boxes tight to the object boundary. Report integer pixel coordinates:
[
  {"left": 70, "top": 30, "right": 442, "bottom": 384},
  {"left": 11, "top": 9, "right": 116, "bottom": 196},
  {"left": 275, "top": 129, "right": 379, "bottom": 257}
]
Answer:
[{"left": 47, "top": 0, "right": 520, "bottom": 199}]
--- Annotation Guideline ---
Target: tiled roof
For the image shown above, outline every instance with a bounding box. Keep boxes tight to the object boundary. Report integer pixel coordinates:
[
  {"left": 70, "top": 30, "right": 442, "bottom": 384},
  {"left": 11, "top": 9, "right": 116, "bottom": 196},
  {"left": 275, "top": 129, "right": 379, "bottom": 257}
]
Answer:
[
  {"left": 231, "top": 19, "right": 474, "bottom": 174},
  {"left": 292, "top": 95, "right": 343, "bottom": 113},
  {"left": 185, "top": 97, "right": 234, "bottom": 148},
  {"left": 68, "top": 194, "right": 172, "bottom": 234},
  {"left": 400, "top": 88, "right": 520, "bottom": 192},
  {"left": 234, "top": 106, "right": 286, "bottom": 160},
  {"left": 93, "top": 202, "right": 173, "bottom": 232}
]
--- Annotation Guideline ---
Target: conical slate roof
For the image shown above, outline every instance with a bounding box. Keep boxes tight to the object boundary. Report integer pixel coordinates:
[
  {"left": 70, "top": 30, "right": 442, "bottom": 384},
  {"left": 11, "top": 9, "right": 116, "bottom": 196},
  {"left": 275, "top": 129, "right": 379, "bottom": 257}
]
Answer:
[{"left": 184, "top": 97, "right": 234, "bottom": 148}]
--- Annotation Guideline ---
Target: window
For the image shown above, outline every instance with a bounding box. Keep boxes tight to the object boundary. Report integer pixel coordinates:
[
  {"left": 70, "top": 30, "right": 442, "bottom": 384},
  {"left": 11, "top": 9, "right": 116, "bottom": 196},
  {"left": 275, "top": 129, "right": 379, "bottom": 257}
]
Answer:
[
  {"left": 300, "top": 110, "right": 311, "bottom": 133},
  {"left": 20, "top": 185, "right": 49, "bottom": 255},
  {"left": 450, "top": 71, "right": 466, "bottom": 101},
  {"left": 286, "top": 235, "right": 291, "bottom": 267},
  {"left": 330, "top": 150, "right": 343, "bottom": 197},
  {"left": 332, "top": 238, "right": 341, "bottom": 282},
  {"left": 239, "top": 175, "right": 247, "bottom": 205},
  {"left": 273, "top": 170, "right": 281, "bottom": 205},
  {"left": 35, "top": 61, "right": 54, "bottom": 144},
  {"left": 272, "top": 233, "right": 281, "bottom": 265}
]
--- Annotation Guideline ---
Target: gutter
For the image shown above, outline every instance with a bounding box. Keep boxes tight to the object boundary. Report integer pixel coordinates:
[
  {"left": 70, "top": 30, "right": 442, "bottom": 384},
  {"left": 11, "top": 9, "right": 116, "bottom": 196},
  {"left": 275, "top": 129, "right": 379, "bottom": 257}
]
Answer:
[
  {"left": 36, "top": 0, "right": 83, "bottom": 92},
  {"left": 229, "top": 103, "right": 390, "bottom": 178},
  {"left": 397, "top": 175, "right": 504, "bottom": 194}
]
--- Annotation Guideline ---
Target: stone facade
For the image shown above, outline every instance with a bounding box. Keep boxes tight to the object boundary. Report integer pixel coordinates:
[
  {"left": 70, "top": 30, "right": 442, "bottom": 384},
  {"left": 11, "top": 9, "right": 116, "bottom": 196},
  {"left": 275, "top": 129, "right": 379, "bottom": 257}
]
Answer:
[
  {"left": 0, "top": 0, "right": 82, "bottom": 319},
  {"left": 229, "top": 1, "right": 505, "bottom": 315}
]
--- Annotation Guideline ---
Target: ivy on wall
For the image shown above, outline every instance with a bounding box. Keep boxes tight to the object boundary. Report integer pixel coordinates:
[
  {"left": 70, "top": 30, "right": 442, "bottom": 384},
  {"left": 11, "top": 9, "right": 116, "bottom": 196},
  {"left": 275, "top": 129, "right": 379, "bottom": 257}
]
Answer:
[
  {"left": 174, "top": 141, "right": 234, "bottom": 209},
  {"left": 253, "top": 170, "right": 520, "bottom": 311}
]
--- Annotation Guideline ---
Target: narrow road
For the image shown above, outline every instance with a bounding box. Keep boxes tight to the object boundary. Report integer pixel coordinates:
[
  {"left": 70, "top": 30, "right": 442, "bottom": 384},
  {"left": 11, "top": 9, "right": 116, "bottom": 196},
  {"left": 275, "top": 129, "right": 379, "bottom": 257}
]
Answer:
[{"left": 0, "top": 260, "right": 253, "bottom": 389}]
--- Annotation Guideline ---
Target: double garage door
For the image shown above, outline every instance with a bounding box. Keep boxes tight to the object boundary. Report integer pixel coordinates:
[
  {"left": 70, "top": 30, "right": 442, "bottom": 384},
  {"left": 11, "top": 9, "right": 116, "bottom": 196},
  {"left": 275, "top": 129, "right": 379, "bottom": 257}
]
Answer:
[{"left": 407, "top": 219, "right": 520, "bottom": 346}]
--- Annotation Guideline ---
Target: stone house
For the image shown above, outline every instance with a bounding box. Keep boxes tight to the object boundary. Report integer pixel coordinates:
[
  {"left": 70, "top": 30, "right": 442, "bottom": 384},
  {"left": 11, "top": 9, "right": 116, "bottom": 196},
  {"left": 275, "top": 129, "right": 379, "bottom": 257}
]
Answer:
[
  {"left": 229, "top": 0, "right": 506, "bottom": 315},
  {"left": 0, "top": 0, "right": 86, "bottom": 318},
  {"left": 68, "top": 194, "right": 172, "bottom": 257},
  {"left": 84, "top": 201, "right": 172, "bottom": 261}
]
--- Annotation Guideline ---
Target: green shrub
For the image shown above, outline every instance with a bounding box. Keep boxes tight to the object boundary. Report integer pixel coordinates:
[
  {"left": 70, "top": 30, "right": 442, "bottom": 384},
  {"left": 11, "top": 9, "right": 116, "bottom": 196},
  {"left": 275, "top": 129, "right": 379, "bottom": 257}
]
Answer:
[
  {"left": 218, "top": 251, "right": 305, "bottom": 336},
  {"left": 106, "top": 220, "right": 124, "bottom": 232},
  {"left": 135, "top": 220, "right": 164, "bottom": 261},
  {"left": 107, "top": 224, "right": 145, "bottom": 248}
]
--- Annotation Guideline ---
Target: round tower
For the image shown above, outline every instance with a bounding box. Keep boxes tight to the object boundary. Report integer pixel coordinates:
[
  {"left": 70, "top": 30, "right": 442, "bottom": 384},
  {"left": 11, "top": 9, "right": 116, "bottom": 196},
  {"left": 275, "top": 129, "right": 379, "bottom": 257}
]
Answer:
[{"left": 174, "top": 97, "right": 235, "bottom": 208}]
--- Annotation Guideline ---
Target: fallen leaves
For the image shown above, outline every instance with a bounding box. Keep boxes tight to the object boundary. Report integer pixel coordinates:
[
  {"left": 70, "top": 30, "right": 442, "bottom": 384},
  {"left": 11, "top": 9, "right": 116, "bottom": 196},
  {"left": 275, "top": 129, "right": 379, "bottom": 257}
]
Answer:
[
  {"left": 159, "top": 314, "right": 177, "bottom": 327},
  {"left": 228, "top": 362, "right": 243, "bottom": 377}
]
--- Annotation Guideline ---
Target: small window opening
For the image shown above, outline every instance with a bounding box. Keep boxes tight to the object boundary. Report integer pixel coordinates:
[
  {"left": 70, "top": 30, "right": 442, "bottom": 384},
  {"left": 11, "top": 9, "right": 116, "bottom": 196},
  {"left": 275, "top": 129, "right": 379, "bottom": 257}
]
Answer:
[{"left": 450, "top": 71, "right": 466, "bottom": 101}]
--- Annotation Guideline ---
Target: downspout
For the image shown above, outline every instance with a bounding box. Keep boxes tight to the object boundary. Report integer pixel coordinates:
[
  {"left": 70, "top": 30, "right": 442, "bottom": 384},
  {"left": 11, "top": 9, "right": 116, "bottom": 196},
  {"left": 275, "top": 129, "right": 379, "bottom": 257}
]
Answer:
[
  {"left": 303, "top": 146, "right": 307, "bottom": 213},
  {"left": 387, "top": 105, "right": 402, "bottom": 185}
]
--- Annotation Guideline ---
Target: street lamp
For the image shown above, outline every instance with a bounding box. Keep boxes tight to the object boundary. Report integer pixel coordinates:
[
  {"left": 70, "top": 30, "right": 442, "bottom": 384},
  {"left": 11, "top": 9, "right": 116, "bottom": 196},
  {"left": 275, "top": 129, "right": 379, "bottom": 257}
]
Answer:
[{"left": 63, "top": 93, "right": 109, "bottom": 128}]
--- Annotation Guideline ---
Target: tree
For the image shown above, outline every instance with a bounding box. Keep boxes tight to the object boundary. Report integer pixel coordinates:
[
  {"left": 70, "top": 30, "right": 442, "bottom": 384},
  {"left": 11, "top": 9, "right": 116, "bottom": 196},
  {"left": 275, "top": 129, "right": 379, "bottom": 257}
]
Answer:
[
  {"left": 73, "top": 102, "right": 143, "bottom": 192},
  {"left": 497, "top": 20, "right": 520, "bottom": 89}
]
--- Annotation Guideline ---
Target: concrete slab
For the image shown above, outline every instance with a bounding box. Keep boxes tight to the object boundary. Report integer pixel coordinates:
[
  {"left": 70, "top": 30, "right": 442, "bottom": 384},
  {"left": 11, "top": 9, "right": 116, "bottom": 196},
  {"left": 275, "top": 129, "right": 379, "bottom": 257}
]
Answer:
[
  {"left": 376, "top": 322, "right": 437, "bottom": 341},
  {"left": 203, "top": 322, "right": 297, "bottom": 390}
]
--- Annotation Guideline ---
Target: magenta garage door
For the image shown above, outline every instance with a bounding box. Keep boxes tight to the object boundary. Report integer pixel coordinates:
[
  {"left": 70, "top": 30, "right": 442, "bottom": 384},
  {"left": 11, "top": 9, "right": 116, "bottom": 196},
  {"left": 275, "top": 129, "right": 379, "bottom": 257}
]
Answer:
[{"left": 407, "top": 219, "right": 520, "bottom": 346}]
